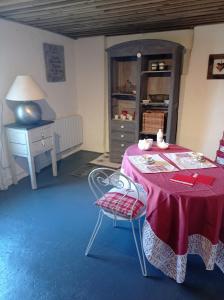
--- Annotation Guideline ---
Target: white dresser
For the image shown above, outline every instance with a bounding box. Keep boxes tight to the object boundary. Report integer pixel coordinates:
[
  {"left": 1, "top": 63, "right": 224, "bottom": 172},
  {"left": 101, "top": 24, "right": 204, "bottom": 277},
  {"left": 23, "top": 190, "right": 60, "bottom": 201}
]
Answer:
[{"left": 5, "top": 120, "right": 57, "bottom": 189}]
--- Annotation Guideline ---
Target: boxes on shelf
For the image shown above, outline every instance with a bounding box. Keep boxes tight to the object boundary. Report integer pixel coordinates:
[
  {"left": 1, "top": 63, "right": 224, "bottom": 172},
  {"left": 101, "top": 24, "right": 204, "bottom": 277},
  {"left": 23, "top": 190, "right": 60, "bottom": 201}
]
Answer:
[{"left": 142, "top": 110, "right": 166, "bottom": 134}]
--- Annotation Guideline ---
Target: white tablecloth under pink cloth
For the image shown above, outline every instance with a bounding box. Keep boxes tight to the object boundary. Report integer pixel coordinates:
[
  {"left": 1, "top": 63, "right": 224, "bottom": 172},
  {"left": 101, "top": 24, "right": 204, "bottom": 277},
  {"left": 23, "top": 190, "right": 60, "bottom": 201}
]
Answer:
[{"left": 121, "top": 144, "right": 224, "bottom": 283}]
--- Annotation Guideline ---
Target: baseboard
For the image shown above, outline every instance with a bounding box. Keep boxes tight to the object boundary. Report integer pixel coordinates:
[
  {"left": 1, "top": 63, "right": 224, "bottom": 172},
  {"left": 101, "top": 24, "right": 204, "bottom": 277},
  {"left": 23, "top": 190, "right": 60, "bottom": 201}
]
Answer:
[{"left": 58, "top": 144, "right": 82, "bottom": 159}]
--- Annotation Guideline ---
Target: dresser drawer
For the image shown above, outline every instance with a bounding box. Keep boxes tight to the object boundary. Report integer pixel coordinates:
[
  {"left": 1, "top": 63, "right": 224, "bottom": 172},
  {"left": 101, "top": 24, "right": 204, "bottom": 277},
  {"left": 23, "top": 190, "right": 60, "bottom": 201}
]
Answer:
[
  {"left": 111, "top": 120, "right": 136, "bottom": 132},
  {"left": 7, "top": 129, "right": 27, "bottom": 144},
  {"left": 29, "top": 125, "right": 52, "bottom": 142},
  {"left": 111, "top": 140, "right": 132, "bottom": 153},
  {"left": 30, "top": 137, "right": 53, "bottom": 156},
  {"left": 111, "top": 131, "right": 135, "bottom": 142},
  {"left": 9, "top": 142, "right": 28, "bottom": 156}
]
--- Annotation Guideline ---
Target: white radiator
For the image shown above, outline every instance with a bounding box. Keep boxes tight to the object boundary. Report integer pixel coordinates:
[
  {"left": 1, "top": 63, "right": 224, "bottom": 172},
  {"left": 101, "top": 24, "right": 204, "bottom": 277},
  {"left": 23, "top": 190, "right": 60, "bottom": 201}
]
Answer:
[
  {"left": 35, "top": 115, "right": 83, "bottom": 171},
  {"left": 54, "top": 115, "right": 83, "bottom": 153}
]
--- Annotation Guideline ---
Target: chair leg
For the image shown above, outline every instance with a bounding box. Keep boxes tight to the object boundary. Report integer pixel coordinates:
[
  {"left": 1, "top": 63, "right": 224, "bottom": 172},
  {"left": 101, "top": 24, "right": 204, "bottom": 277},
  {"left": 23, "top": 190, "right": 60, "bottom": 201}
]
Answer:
[
  {"left": 85, "top": 210, "right": 104, "bottom": 256},
  {"left": 131, "top": 219, "right": 147, "bottom": 277},
  {"left": 138, "top": 219, "right": 147, "bottom": 276}
]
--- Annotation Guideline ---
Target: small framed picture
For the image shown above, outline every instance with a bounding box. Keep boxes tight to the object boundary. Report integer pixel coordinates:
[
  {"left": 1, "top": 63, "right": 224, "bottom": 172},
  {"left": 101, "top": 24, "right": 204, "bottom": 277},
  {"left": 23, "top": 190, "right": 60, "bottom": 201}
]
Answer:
[
  {"left": 207, "top": 54, "right": 224, "bottom": 79},
  {"left": 43, "top": 43, "right": 66, "bottom": 82}
]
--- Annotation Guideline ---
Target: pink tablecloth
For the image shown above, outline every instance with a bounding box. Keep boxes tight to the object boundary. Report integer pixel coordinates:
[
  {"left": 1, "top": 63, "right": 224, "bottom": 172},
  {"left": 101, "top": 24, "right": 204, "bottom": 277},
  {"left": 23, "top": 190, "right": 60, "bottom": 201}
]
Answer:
[{"left": 122, "top": 144, "right": 224, "bottom": 283}]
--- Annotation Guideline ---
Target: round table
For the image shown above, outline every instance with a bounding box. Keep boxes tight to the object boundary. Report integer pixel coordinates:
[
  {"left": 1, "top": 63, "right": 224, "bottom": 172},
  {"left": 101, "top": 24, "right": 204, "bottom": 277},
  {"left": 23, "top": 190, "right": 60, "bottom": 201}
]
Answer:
[{"left": 121, "top": 144, "right": 224, "bottom": 283}]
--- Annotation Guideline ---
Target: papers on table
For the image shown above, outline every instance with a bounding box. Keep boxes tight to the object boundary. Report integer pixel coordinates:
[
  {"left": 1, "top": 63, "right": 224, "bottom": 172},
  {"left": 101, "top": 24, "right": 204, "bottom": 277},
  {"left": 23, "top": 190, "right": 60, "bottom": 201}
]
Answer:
[
  {"left": 128, "top": 154, "right": 179, "bottom": 173},
  {"left": 164, "top": 152, "right": 217, "bottom": 170}
]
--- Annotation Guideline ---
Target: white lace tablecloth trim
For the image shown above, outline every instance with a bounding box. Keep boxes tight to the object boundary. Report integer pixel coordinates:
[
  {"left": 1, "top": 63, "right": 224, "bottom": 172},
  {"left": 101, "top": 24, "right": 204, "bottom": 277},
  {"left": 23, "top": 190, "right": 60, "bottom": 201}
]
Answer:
[{"left": 143, "top": 220, "right": 224, "bottom": 283}]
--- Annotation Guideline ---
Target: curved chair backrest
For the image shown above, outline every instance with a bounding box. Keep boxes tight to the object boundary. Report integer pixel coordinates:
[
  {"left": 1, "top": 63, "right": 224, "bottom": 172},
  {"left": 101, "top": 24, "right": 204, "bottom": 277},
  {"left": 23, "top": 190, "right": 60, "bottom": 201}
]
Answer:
[
  {"left": 216, "top": 135, "right": 224, "bottom": 167},
  {"left": 88, "top": 168, "right": 144, "bottom": 219}
]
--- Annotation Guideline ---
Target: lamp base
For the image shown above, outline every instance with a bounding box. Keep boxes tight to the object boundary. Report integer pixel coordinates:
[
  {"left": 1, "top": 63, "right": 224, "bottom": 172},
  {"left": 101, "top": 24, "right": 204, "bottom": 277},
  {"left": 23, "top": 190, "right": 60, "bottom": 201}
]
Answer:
[{"left": 15, "top": 101, "right": 42, "bottom": 125}]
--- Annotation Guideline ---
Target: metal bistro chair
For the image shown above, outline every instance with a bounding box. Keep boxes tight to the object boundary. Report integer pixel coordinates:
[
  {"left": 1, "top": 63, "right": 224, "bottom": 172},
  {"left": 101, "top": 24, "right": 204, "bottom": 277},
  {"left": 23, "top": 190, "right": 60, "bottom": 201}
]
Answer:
[{"left": 85, "top": 167, "right": 147, "bottom": 276}]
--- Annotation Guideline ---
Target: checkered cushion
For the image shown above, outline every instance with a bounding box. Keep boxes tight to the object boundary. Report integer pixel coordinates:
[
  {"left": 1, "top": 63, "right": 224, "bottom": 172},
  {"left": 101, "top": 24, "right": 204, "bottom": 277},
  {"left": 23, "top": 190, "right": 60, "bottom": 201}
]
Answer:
[{"left": 95, "top": 192, "right": 144, "bottom": 218}]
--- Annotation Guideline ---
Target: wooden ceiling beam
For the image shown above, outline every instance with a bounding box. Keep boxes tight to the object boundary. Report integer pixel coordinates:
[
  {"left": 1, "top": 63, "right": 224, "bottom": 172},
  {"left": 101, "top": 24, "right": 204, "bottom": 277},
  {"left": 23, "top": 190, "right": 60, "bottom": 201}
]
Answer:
[
  {"left": 1, "top": 0, "right": 220, "bottom": 19},
  {"left": 0, "top": 0, "right": 89, "bottom": 11},
  {"left": 0, "top": 0, "right": 163, "bottom": 14},
  {"left": 23, "top": 6, "right": 224, "bottom": 32},
  {"left": 0, "top": 0, "right": 223, "bottom": 38},
  {"left": 63, "top": 13, "right": 224, "bottom": 33},
  {"left": 4, "top": 4, "right": 223, "bottom": 33},
  {"left": 53, "top": 15, "right": 224, "bottom": 35},
  {"left": 65, "top": 17, "right": 224, "bottom": 38},
  {"left": 20, "top": 6, "right": 223, "bottom": 27}
]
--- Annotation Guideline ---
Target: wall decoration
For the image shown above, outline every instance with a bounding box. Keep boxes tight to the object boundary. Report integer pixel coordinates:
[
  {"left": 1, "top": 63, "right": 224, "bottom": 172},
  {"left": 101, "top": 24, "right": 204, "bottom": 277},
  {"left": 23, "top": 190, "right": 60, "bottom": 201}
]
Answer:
[
  {"left": 43, "top": 43, "right": 66, "bottom": 82},
  {"left": 207, "top": 54, "right": 224, "bottom": 79}
]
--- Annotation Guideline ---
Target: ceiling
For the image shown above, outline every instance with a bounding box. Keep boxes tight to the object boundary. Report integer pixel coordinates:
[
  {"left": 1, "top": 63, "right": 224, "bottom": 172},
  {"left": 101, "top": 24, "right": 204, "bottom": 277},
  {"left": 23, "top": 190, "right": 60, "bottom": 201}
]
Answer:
[{"left": 0, "top": 0, "right": 224, "bottom": 39}]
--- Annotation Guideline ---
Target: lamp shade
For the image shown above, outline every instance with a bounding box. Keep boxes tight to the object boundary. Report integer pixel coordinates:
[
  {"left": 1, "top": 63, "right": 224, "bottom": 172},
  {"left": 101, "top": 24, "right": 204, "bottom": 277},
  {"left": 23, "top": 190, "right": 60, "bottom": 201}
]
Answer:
[{"left": 6, "top": 75, "right": 46, "bottom": 101}]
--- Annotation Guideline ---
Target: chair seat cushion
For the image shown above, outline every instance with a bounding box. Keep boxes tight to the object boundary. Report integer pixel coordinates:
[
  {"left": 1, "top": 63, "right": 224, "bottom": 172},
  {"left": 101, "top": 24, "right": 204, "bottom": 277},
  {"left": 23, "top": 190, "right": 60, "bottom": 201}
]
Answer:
[{"left": 95, "top": 191, "right": 144, "bottom": 218}]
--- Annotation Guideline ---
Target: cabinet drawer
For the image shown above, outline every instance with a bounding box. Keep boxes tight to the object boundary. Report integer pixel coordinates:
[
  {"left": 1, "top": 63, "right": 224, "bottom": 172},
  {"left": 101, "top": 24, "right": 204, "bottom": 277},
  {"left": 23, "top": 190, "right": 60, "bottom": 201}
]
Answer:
[
  {"left": 111, "top": 131, "right": 135, "bottom": 142},
  {"left": 7, "top": 129, "right": 27, "bottom": 144},
  {"left": 110, "top": 141, "right": 132, "bottom": 163},
  {"left": 111, "top": 120, "right": 136, "bottom": 132},
  {"left": 110, "top": 152, "right": 124, "bottom": 163},
  {"left": 111, "top": 140, "right": 132, "bottom": 153},
  {"left": 30, "top": 137, "right": 53, "bottom": 156},
  {"left": 29, "top": 125, "right": 52, "bottom": 142}
]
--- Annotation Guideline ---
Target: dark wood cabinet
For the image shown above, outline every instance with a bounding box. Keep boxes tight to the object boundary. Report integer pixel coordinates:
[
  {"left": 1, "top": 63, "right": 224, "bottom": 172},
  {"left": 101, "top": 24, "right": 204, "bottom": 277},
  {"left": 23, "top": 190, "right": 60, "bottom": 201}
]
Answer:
[{"left": 107, "top": 39, "right": 184, "bottom": 163}]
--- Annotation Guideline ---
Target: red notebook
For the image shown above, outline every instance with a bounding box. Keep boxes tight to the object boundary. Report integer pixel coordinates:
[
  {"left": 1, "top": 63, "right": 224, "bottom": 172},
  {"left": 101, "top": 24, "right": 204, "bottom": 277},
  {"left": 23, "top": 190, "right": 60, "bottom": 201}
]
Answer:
[
  {"left": 170, "top": 174, "right": 196, "bottom": 186},
  {"left": 194, "top": 173, "right": 215, "bottom": 185}
]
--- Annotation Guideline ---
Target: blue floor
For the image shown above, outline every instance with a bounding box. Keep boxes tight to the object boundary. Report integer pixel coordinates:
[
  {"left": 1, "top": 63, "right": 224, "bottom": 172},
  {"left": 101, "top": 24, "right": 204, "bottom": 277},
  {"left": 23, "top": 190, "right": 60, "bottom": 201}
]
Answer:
[{"left": 0, "top": 150, "right": 223, "bottom": 300}]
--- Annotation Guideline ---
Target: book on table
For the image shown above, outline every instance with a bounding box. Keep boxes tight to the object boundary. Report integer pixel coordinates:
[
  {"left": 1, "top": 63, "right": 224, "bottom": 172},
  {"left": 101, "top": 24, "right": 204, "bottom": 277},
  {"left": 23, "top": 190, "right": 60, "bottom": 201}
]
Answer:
[
  {"left": 170, "top": 174, "right": 196, "bottom": 186},
  {"left": 170, "top": 173, "right": 215, "bottom": 186}
]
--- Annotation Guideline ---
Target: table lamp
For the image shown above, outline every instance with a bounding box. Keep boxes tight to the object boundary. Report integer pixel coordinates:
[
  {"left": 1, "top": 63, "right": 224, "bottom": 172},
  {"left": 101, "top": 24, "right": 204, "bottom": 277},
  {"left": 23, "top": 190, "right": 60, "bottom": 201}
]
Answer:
[{"left": 6, "top": 75, "right": 46, "bottom": 125}]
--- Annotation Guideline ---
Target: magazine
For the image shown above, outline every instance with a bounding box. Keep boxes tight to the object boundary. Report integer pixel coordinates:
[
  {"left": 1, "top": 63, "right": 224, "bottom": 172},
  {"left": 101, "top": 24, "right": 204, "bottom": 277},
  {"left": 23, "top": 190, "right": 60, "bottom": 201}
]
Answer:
[
  {"left": 164, "top": 152, "right": 217, "bottom": 170},
  {"left": 128, "top": 154, "right": 178, "bottom": 174}
]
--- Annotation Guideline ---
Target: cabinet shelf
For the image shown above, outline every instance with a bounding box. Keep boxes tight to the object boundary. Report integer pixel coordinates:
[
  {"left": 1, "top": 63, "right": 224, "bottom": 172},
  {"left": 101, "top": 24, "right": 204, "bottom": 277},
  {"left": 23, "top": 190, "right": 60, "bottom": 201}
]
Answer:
[
  {"left": 111, "top": 119, "right": 136, "bottom": 123},
  {"left": 141, "top": 70, "right": 172, "bottom": 77},
  {"left": 142, "top": 107, "right": 168, "bottom": 111},
  {"left": 112, "top": 93, "right": 136, "bottom": 100},
  {"left": 140, "top": 131, "right": 167, "bottom": 136},
  {"left": 141, "top": 103, "right": 169, "bottom": 109}
]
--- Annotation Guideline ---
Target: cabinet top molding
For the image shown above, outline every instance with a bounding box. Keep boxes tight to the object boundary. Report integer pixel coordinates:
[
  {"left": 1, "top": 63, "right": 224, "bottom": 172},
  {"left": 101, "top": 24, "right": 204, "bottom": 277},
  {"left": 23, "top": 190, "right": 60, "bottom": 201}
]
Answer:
[{"left": 107, "top": 39, "right": 185, "bottom": 57}]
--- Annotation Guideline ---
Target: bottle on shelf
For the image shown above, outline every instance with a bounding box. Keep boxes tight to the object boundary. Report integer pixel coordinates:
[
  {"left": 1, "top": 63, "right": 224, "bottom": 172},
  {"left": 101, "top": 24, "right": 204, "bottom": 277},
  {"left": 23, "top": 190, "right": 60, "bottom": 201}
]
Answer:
[{"left": 157, "top": 129, "right": 163, "bottom": 144}]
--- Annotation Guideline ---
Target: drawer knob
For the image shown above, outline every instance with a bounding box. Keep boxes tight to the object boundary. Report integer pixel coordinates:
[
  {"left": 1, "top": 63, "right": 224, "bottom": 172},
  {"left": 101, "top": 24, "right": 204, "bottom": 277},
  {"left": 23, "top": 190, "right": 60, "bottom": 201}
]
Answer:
[
  {"left": 120, "top": 125, "right": 124, "bottom": 129},
  {"left": 121, "top": 134, "right": 124, "bottom": 138},
  {"left": 121, "top": 144, "right": 125, "bottom": 147}
]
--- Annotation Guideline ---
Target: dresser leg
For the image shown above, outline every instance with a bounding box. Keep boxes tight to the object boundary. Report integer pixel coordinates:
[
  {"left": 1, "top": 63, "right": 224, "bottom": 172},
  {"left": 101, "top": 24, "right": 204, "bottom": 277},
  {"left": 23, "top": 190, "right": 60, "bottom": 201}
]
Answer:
[
  {"left": 6, "top": 141, "right": 18, "bottom": 185},
  {"left": 27, "top": 155, "right": 37, "bottom": 189},
  {"left": 51, "top": 148, "right": 57, "bottom": 176},
  {"left": 9, "top": 155, "right": 18, "bottom": 185}
]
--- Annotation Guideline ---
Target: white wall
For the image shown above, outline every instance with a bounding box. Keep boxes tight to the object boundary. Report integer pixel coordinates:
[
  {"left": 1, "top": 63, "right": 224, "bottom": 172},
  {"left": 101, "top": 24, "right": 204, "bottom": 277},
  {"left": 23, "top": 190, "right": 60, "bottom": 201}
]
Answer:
[
  {"left": 75, "top": 36, "right": 105, "bottom": 153},
  {"left": 178, "top": 24, "right": 224, "bottom": 159},
  {"left": 0, "top": 19, "right": 77, "bottom": 184},
  {"left": 0, "top": 18, "right": 77, "bottom": 124}
]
